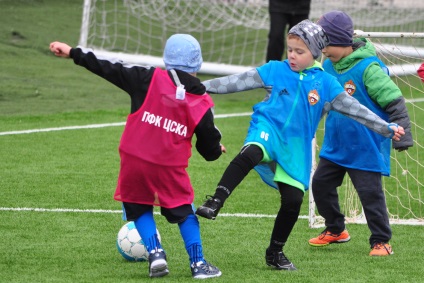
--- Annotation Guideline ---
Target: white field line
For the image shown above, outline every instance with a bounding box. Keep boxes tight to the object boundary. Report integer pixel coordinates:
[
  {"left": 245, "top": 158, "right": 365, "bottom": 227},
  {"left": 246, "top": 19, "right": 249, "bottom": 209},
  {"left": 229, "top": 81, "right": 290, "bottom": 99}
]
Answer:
[
  {"left": 2, "top": 207, "right": 423, "bottom": 224},
  {"left": 2, "top": 207, "right": 422, "bottom": 224},
  {"left": 0, "top": 206, "right": 308, "bottom": 219},
  {"left": 0, "top": 112, "right": 253, "bottom": 136}
]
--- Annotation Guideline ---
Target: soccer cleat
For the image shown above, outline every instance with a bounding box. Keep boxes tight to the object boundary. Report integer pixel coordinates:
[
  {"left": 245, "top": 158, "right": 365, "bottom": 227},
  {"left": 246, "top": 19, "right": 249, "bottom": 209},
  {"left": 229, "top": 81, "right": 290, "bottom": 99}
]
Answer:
[
  {"left": 148, "top": 249, "right": 169, "bottom": 278},
  {"left": 191, "top": 260, "right": 222, "bottom": 279},
  {"left": 369, "top": 242, "right": 393, "bottom": 256},
  {"left": 308, "top": 229, "right": 351, "bottom": 246},
  {"left": 265, "top": 249, "right": 297, "bottom": 271},
  {"left": 195, "top": 196, "right": 223, "bottom": 220}
]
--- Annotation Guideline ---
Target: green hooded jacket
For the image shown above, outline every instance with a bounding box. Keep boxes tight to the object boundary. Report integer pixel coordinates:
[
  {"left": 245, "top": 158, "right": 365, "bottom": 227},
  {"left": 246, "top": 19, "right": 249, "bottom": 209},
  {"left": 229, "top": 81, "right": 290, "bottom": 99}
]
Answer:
[
  {"left": 327, "top": 37, "right": 413, "bottom": 151},
  {"left": 330, "top": 38, "right": 402, "bottom": 108}
]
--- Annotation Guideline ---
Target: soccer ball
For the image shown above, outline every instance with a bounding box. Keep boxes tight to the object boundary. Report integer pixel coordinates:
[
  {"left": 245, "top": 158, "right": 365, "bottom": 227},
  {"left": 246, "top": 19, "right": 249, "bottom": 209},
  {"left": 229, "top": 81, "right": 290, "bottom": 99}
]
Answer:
[{"left": 116, "top": 221, "right": 161, "bottom": 262}]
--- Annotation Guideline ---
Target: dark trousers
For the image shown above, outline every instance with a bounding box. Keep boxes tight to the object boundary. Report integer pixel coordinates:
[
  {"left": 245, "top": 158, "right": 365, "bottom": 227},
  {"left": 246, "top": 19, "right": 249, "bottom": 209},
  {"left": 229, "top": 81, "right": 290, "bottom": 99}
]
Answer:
[
  {"left": 266, "top": 12, "right": 308, "bottom": 62},
  {"left": 312, "top": 158, "right": 392, "bottom": 246}
]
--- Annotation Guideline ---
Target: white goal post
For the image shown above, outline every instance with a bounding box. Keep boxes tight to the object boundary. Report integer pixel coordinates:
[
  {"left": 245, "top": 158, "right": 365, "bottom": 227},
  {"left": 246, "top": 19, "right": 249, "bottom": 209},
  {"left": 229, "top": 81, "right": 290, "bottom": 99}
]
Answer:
[{"left": 78, "top": 0, "right": 424, "bottom": 226}]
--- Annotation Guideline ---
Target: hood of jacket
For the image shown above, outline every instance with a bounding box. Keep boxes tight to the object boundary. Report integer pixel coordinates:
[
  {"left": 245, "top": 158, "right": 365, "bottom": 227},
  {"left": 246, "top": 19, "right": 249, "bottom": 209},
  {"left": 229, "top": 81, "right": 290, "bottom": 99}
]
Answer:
[{"left": 332, "top": 38, "right": 376, "bottom": 72}]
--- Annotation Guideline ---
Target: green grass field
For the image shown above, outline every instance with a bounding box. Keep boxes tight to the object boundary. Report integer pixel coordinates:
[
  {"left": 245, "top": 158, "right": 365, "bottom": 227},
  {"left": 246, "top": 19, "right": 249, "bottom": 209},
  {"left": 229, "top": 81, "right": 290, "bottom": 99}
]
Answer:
[{"left": 1, "top": 1, "right": 424, "bottom": 282}]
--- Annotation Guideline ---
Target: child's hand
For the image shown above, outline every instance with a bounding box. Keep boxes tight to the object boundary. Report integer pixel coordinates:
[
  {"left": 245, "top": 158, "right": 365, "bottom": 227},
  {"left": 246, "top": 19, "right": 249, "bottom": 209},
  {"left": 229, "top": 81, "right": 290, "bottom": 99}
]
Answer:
[
  {"left": 390, "top": 124, "right": 405, "bottom": 141},
  {"left": 220, "top": 144, "right": 227, "bottom": 153},
  {"left": 49, "top": 42, "right": 72, "bottom": 58}
]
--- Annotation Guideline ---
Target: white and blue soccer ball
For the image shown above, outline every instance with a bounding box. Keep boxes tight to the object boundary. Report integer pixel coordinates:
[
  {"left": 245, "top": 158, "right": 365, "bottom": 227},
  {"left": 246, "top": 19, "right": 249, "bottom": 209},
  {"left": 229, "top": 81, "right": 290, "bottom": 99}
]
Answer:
[{"left": 116, "top": 221, "right": 161, "bottom": 262}]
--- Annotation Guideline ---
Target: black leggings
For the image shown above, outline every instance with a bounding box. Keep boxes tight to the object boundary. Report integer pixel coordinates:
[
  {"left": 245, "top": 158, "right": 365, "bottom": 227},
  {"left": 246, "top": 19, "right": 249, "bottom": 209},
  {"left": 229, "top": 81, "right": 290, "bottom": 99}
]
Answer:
[
  {"left": 270, "top": 183, "right": 304, "bottom": 248},
  {"left": 214, "top": 144, "right": 264, "bottom": 201}
]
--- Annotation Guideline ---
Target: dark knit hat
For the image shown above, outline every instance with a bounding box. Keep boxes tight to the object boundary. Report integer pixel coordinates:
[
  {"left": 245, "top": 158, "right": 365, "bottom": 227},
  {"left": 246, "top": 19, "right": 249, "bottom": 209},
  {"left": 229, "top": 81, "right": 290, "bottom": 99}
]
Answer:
[
  {"left": 288, "top": 19, "right": 329, "bottom": 59},
  {"left": 317, "top": 11, "right": 354, "bottom": 47}
]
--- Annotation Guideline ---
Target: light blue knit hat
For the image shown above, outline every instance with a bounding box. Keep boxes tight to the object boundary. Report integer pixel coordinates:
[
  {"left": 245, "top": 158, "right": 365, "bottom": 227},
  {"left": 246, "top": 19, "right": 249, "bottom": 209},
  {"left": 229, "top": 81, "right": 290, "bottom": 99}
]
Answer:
[{"left": 163, "top": 34, "right": 203, "bottom": 73}]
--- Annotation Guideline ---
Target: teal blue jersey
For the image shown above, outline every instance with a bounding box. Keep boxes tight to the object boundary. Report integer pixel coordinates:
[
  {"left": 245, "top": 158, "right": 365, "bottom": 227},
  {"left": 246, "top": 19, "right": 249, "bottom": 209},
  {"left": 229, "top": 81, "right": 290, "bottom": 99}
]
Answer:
[
  {"left": 320, "top": 57, "right": 391, "bottom": 175},
  {"left": 246, "top": 60, "right": 345, "bottom": 189}
]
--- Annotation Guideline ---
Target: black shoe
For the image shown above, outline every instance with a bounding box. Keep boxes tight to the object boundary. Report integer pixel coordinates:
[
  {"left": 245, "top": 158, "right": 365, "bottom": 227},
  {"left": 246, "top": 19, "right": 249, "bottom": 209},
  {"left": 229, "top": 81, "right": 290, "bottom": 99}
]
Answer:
[
  {"left": 191, "top": 260, "right": 222, "bottom": 279},
  {"left": 195, "top": 196, "right": 223, "bottom": 220},
  {"left": 265, "top": 249, "right": 297, "bottom": 271},
  {"left": 148, "top": 249, "right": 169, "bottom": 278}
]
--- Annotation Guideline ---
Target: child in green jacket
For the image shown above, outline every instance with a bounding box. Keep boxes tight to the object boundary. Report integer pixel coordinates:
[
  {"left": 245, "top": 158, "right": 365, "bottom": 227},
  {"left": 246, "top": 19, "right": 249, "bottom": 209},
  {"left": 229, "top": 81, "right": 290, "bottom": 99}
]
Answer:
[{"left": 309, "top": 10, "right": 413, "bottom": 256}]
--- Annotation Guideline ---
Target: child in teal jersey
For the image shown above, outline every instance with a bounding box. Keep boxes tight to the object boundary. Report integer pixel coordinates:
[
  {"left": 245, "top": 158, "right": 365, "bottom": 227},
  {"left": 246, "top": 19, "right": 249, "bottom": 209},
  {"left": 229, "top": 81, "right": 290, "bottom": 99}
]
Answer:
[
  {"left": 195, "top": 19, "right": 405, "bottom": 270},
  {"left": 308, "top": 10, "right": 413, "bottom": 256}
]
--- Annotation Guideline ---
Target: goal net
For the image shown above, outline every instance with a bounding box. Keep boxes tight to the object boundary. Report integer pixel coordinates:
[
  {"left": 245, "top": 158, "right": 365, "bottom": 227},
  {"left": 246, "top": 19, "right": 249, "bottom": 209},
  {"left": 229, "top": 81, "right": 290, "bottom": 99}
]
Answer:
[
  {"left": 79, "top": 0, "right": 424, "bottom": 226},
  {"left": 79, "top": 0, "right": 424, "bottom": 75}
]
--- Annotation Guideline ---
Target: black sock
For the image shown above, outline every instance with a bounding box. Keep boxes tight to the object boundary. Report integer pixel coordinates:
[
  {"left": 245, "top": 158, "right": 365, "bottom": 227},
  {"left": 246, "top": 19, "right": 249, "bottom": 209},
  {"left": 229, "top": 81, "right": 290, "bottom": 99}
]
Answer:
[
  {"left": 268, "top": 240, "right": 285, "bottom": 252},
  {"left": 214, "top": 185, "right": 231, "bottom": 202}
]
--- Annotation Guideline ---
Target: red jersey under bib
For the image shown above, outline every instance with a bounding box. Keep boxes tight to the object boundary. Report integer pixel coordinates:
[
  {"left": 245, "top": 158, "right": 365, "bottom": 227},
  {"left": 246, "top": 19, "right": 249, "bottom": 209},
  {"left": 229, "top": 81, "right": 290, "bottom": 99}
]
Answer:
[{"left": 114, "top": 68, "right": 213, "bottom": 208}]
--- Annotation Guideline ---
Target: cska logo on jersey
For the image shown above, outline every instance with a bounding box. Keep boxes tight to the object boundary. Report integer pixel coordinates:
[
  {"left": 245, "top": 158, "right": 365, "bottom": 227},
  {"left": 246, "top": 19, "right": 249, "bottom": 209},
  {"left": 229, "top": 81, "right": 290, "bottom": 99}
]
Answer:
[
  {"left": 344, "top": 80, "right": 356, "bottom": 96},
  {"left": 308, "top": 90, "right": 319, "bottom": 105}
]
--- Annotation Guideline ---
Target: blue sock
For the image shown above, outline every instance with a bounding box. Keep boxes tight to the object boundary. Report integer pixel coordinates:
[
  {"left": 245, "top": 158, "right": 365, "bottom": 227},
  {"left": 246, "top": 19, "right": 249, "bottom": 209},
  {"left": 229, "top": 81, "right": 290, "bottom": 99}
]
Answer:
[
  {"left": 178, "top": 214, "right": 204, "bottom": 264},
  {"left": 134, "top": 210, "right": 162, "bottom": 253}
]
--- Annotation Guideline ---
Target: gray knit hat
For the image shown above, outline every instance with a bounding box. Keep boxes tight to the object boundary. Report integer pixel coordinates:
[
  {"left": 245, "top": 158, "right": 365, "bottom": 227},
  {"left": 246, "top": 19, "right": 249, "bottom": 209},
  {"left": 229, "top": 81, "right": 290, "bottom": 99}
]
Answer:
[
  {"left": 163, "top": 34, "right": 203, "bottom": 73},
  {"left": 288, "top": 19, "right": 329, "bottom": 59}
]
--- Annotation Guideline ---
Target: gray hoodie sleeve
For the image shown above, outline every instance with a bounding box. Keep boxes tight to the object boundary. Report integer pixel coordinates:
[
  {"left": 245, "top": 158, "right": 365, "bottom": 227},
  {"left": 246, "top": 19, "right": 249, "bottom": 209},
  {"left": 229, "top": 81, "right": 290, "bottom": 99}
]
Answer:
[
  {"left": 329, "top": 91, "right": 395, "bottom": 138},
  {"left": 385, "top": 96, "right": 413, "bottom": 151},
  {"left": 202, "top": 69, "right": 265, "bottom": 94}
]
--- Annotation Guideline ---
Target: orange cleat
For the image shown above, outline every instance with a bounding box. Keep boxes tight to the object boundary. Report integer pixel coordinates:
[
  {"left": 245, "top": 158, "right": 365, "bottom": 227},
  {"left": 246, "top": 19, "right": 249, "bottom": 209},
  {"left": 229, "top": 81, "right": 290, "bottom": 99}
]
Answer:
[
  {"left": 309, "top": 229, "right": 351, "bottom": 246},
  {"left": 369, "top": 242, "right": 393, "bottom": 256}
]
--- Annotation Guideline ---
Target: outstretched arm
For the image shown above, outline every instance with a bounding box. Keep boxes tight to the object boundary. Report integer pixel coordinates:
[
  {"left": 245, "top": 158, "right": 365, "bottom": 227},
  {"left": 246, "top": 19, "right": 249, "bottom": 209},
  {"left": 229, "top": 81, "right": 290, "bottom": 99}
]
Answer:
[
  {"left": 202, "top": 69, "right": 265, "bottom": 94},
  {"left": 49, "top": 41, "right": 154, "bottom": 99},
  {"left": 330, "top": 92, "right": 404, "bottom": 141}
]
